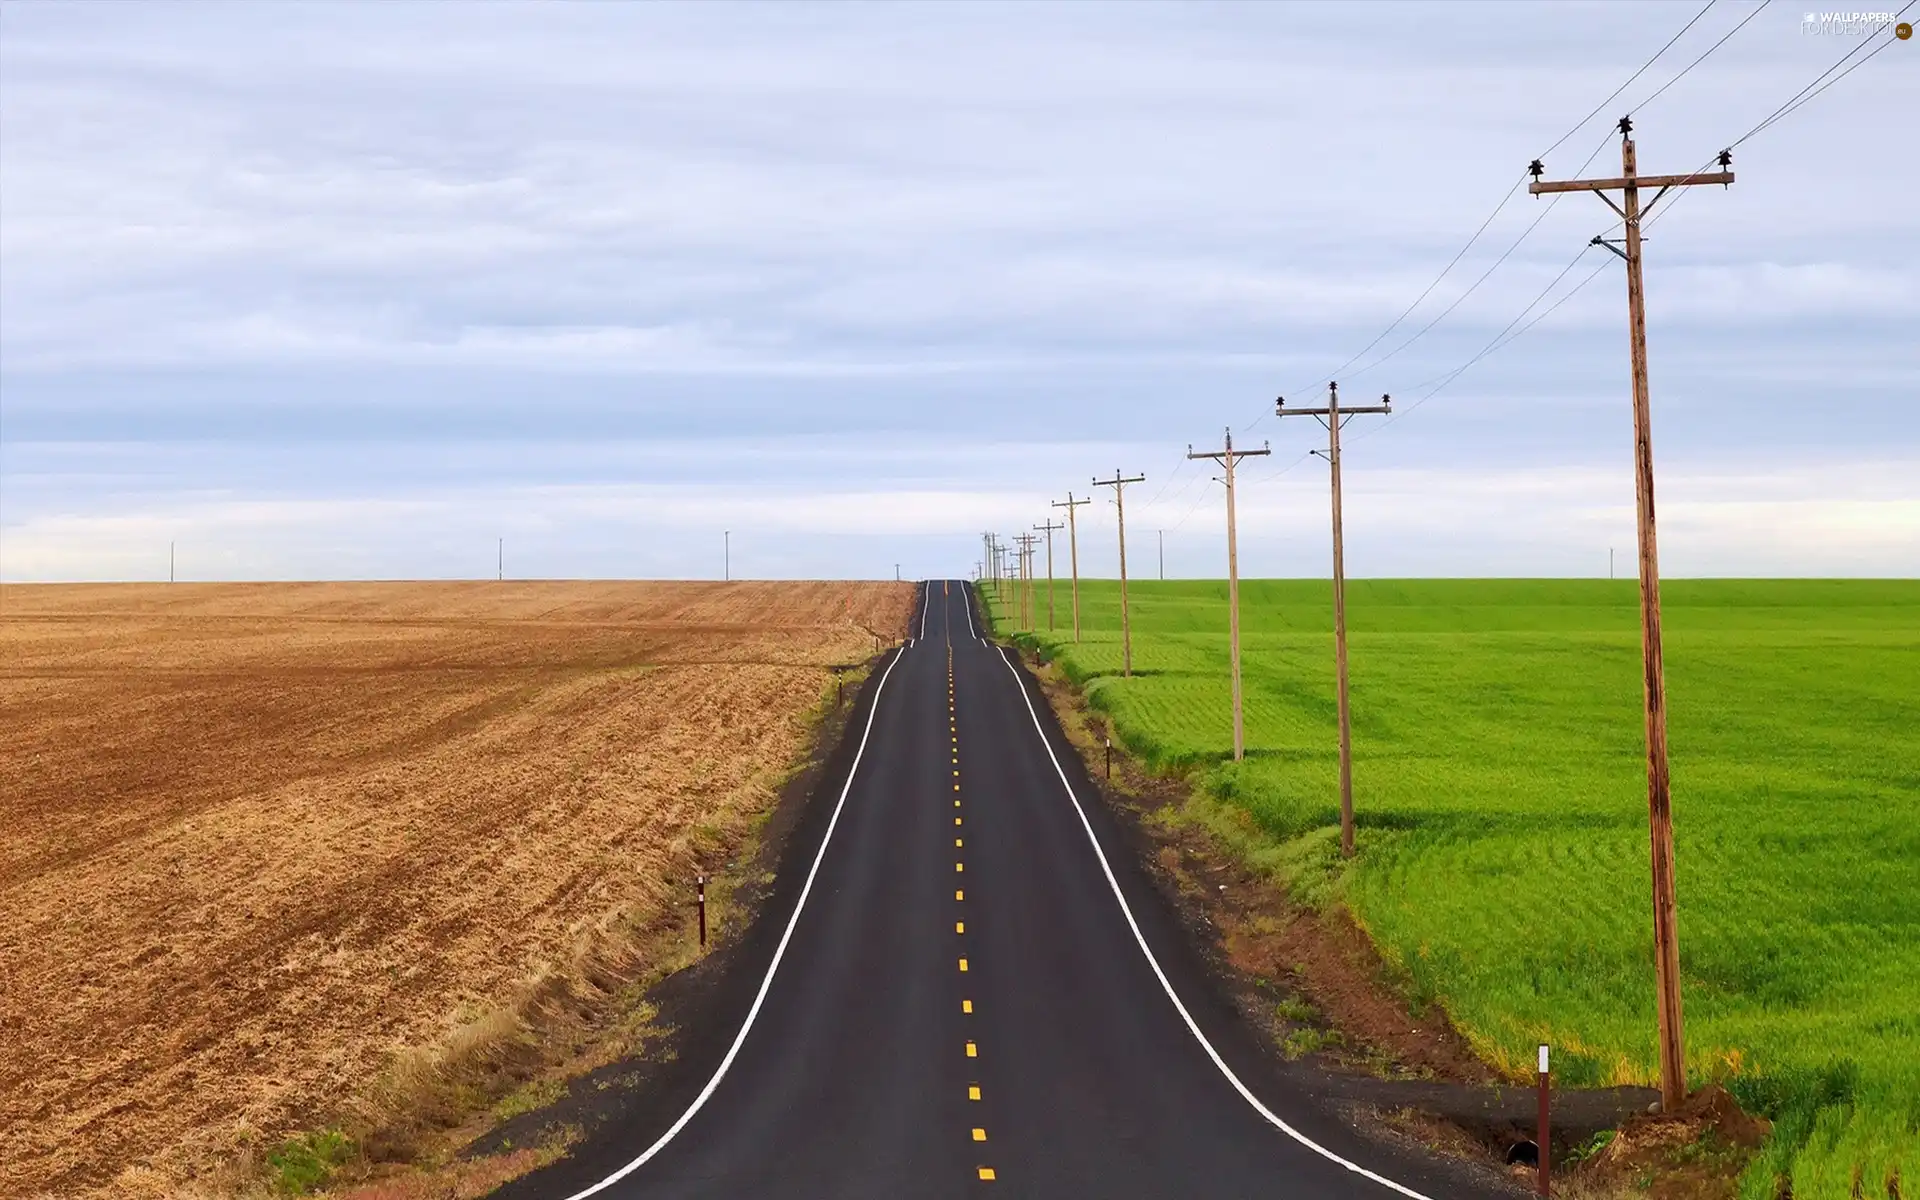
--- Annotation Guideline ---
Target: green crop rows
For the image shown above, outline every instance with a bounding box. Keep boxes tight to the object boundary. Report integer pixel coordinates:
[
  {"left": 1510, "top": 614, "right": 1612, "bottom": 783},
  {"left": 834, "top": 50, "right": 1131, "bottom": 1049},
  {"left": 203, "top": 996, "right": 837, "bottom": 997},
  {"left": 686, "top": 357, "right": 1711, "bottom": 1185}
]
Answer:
[{"left": 982, "top": 577, "right": 1919, "bottom": 1197}]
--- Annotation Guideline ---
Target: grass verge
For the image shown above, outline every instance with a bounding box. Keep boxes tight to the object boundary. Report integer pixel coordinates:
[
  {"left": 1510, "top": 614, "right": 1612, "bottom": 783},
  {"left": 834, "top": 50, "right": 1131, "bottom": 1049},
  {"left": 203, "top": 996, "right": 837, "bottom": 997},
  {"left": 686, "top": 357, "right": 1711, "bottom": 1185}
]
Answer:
[{"left": 980, "top": 578, "right": 1919, "bottom": 1197}]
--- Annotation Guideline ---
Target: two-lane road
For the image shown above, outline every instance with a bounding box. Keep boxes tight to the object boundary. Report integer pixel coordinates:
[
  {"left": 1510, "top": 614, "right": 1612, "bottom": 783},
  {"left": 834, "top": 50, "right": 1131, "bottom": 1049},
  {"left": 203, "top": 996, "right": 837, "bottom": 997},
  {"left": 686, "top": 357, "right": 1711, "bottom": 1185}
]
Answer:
[{"left": 499, "top": 581, "right": 1483, "bottom": 1199}]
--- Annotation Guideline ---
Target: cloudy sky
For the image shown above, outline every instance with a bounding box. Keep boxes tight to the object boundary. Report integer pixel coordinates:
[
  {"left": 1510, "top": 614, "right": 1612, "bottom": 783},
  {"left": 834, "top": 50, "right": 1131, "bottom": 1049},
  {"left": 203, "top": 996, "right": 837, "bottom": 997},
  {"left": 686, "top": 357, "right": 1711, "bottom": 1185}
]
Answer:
[{"left": 2, "top": 1, "right": 1914, "bottom": 582}]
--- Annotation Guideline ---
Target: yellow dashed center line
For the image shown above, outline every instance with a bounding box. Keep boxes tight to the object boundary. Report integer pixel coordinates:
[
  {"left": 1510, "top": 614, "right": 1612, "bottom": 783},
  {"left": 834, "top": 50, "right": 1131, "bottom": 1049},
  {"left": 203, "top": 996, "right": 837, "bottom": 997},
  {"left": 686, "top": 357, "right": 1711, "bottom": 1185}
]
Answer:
[{"left": 951, "top": 654, "right": 993, "bottom": 1185}]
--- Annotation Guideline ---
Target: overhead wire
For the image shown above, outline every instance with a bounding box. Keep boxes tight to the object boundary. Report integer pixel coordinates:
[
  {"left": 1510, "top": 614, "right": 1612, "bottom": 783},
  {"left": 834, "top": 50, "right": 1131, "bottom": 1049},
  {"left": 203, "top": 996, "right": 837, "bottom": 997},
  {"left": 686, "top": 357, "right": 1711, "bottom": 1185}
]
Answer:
[
  {"left": 1536, "top": 0, "right": 1721, "bottom": 160},
  {"left": 1347, "top": 3, "right": 1909, "bottom": 448},
  {"left": 1629, "top": 0, "right": 1774, "bottom": 115},
  {"left": 1335, "top": 0, "right": 1779, "bottom": 393},
  {"left": 1056, "top": 2, "right": 1907, "bottom": 538},
  {"left": 1236, "top": 0, "right": 1736, "bottom": 437},
  {"left": 1731, "top": 2, "right": 1912, "bottom": 146},
  {"left": 1336, "top": 126, "right": 1615, "bottom": 390}
]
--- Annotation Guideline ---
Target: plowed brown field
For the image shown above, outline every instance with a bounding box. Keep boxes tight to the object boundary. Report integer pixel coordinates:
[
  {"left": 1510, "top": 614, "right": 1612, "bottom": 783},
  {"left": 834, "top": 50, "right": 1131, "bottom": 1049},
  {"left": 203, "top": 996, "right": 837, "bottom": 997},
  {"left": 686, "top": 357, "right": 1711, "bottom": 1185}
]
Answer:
[{"left": 0, "top": 581, "right": 913, "bottom": 1198}]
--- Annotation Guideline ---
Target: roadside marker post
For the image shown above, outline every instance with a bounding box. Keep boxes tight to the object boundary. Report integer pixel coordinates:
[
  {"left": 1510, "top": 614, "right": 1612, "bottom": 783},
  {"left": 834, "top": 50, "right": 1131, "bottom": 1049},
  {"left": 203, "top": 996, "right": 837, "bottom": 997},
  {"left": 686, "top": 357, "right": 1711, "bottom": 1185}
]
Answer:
[
  {"left": 696, "top": 874, "right": 708, "bottom": 949},
  {"left": 1104, "top": 736, "right": 1112, "bottom": 780},
  {"left": 1537, "top": 1044, "right": 1551, "bottom": 1197}
]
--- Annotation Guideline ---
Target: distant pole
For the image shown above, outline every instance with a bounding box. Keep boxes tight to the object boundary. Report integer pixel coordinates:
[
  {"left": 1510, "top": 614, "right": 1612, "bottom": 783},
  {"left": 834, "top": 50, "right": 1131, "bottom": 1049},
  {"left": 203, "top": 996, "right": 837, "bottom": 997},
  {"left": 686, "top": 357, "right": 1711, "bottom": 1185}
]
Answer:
[
  {"left": 1277, "top": 382, "right": 1391, "bottom": 858},
  {"left": 1034, "top": 519, "right": 1063, "bottom": 631},
  {"left": 170, "top": 541, "right": 175, "bottom": 584},
  {"left": 725, "top": 531, "right": 730, "bottom": 581},
  {"left": 1610, "top": 547, "right": 1616, "bottom": 580},
  {"left": 1092, "top": 470, "right": 1146, "bottom": 678},
  {"left": 1158, "top": 529, "right": 1164, "bottom": 581},
  {"left": 1014, "top": 533, "right": 1039, "bottom": 631},
  {"left": 1531, "top": 117, "right": 1732, "bottom": 1110},
  {"left": 1053, "top": 494, "right": 1090, "bottom": 643},
  {"left": 497, "top": 537, "right": 503, "bottom": 582},
  {"left": 896, "top": 563, "right": 900, "bottom": 582},
  {"left": 1188, "top": 427, "right": 1270, "bottom": 762}
]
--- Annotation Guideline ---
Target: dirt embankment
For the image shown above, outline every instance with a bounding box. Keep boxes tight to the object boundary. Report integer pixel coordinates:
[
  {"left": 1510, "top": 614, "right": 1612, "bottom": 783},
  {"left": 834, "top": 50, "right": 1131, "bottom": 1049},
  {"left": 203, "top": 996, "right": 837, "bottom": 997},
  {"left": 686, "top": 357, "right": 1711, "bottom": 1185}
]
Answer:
[{"left": 0, "top": 581, "right": 912, "bottom": 1198}]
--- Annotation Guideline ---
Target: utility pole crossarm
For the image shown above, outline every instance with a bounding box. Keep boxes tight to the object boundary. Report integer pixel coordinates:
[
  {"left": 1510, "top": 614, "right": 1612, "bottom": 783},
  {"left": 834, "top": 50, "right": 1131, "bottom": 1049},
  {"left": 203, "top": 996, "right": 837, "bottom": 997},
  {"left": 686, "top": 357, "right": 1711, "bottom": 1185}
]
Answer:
[
  {"left": 1275, "top": 398, "right": 1392, "bottom": 418},
  {"left": 1528, "top": 170, "right": 1731, "bottom": 195}
]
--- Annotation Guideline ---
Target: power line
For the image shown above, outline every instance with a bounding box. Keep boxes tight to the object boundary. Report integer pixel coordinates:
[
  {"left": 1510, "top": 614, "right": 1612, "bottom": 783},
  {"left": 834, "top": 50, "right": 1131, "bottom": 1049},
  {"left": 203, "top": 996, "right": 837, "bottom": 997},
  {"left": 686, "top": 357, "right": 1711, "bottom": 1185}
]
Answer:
[
  {"left": 1137, "top": 451, "right": 1191, "bottom": 508},
  {"left": 1732, "top": 2, "right": 1912, "bottom": 147},
  {"left": 1351, "top": 250, "right": 1613, "bottom": 445},
  {"left": 1262, "top": 173, "right": 1530, "bottom": 404},
  {"left": 1631, "top": 0, "right": 1774, "bottom": 116},
  {"left": 1536, "top": 0, "right": 1721, "bottom": 159},
  {"left": 1241, "top": 0, "right": 1734, "bottom": 435},
  {"left": 1336, "top": 5, "right": 1766, "bottom": 397},
  {"left": 1358, "top": 3, "right": 1908, "bottom": 443},
  {"left": 1339, "top": 128, "right": 1614, "bottom": 387}
]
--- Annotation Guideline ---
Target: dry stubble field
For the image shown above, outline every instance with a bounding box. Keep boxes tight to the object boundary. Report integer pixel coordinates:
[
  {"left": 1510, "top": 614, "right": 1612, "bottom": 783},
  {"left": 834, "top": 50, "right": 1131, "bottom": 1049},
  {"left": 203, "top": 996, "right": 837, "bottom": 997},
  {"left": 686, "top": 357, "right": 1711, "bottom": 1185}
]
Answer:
[{"left": 0, "top": 581, "right": 913, "bottom": 1198}]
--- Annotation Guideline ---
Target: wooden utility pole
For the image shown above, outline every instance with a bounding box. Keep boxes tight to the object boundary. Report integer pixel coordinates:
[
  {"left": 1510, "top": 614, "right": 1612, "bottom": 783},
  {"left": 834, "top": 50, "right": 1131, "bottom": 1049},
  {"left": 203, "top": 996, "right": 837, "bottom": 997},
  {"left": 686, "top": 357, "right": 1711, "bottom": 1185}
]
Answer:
[
  {"left": 1187, "top": 428, "right": 1270, "bottom": 762},
  {"left": 1276, "top": 382, "right": 1390, "bottom": 859},
  {"left": 1053, "top": 494, "right": 1090, "bottom": 642},
  {"left": 1530, "top": 117, "right": 1731, "bottom": 1112},
  {"left": 1035, "top": 519, "right": 1064, "bottom": 631},
  {"left": 1092, "top": 470, "right": 1146, "bottom": 677},
  {"left": 982, "top": 532, "right": 997, "bottom": 610},
  {"left": 1014, "top": 533, "right": 1039, "bottom": 631},
  {"left": 1158, "top": 529, "right": 1165, "bottom": 580}
]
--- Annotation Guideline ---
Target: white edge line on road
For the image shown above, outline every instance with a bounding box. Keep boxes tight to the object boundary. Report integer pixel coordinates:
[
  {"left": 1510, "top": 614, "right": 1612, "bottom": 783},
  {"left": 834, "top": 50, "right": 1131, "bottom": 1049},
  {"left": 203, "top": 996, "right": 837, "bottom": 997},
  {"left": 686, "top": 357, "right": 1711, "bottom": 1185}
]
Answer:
[
  {"left": 961, "top": 580, "right": 979, "bottom": 643},
  {"left": 919, "top": 580, "right": 930, "bottom": 641},
  {"left": 994, "top": 647, "right": 1438, "bottom": 1200},
  {"left": 560, "top": 645, "right": 909, "bottom": 1200}
]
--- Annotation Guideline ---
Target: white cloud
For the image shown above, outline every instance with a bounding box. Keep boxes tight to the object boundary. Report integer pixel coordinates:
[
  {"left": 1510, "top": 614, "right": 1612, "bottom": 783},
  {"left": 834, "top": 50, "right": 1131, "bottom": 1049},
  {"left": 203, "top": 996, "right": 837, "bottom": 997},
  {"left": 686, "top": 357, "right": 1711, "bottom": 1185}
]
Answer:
[{"left": 0, "top": 3, "right": 1914, "bottom": 578}]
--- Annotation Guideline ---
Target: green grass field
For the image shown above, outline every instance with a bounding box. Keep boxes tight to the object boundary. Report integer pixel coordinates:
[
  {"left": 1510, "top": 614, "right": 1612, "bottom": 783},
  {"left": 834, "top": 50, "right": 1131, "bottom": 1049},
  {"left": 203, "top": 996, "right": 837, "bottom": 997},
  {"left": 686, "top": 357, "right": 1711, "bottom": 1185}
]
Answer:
[{"left": 982, "top": 578, "right": 1919, "bottom": 1197}]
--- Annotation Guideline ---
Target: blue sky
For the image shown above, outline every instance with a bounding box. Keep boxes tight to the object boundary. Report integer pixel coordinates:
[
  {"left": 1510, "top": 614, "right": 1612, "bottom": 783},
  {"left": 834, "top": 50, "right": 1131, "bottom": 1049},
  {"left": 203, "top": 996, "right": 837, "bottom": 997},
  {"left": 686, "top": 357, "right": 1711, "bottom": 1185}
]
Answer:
[{"left": 2, "top": 1, "right": 1914, "bottom": 581}]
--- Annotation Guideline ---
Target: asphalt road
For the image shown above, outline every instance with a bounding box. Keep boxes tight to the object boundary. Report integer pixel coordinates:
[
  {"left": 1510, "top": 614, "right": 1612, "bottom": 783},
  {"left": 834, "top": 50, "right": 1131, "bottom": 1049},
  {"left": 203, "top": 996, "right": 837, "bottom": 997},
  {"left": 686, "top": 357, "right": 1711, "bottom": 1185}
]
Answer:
[{"left": 500, "top": 581, "right": 1487, "bottom": 1200}]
